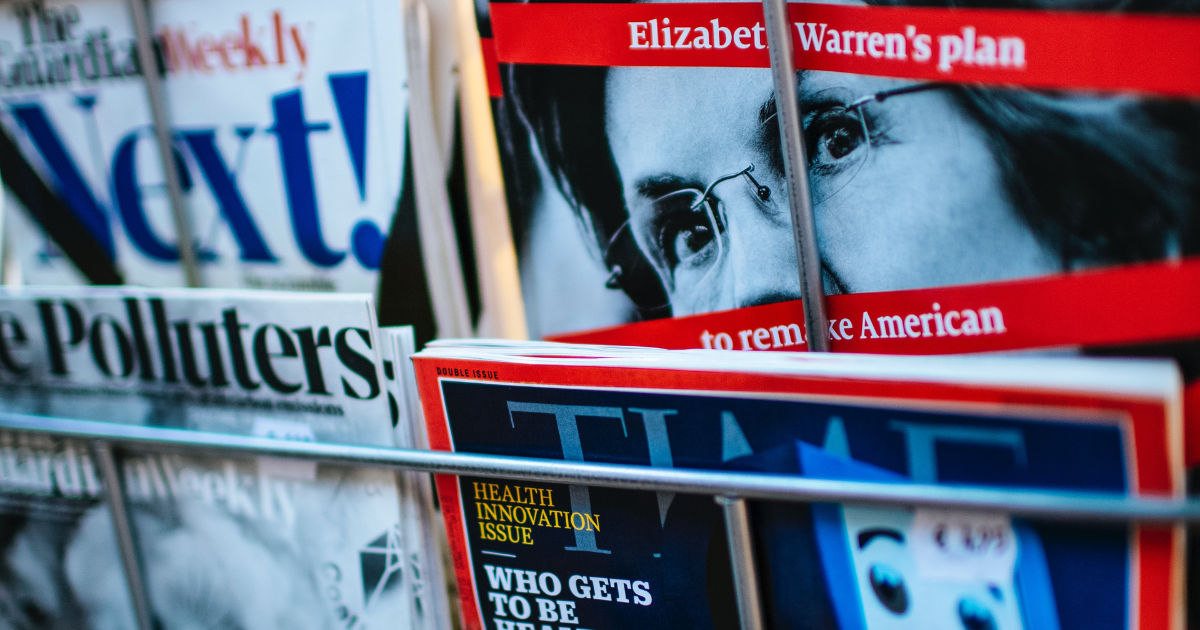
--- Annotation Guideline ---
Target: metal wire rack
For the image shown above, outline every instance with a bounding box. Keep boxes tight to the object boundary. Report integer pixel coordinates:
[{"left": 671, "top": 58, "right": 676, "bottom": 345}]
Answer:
[{"left": 0, "top": 412, "right": 1196, "bottom": 630}]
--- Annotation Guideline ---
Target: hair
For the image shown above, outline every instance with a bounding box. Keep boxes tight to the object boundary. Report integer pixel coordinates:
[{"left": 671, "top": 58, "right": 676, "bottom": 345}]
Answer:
[
  {"left": 954, "top": 88, "right": 1200, "bottom": 267},
  {"left": 496, "top": 0, "right": 1200, "bottom": 296},
  {"left": 500, "top": 63, "right": 623, "bottom": 254}
]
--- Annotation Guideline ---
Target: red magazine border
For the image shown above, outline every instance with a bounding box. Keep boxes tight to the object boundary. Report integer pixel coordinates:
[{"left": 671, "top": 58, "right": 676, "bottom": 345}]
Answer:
[{"left": 417, "top": 359, "right": 1184, "bottom": 630}]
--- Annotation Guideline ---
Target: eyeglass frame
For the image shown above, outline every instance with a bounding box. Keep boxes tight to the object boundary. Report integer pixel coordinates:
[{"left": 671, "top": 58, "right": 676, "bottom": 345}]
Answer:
[{"left": 603, "top": 164, "right": 770, "bottom": 307}]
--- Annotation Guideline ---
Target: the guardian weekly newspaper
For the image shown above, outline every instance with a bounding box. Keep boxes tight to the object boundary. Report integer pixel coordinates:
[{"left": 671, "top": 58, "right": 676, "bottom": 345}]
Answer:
[
  {"left": 0, "top": 0, "right": 407, "bottom": 290},
  {"left": 412, "top": 342, "right": 1185, "bottom": 630},
  {"left": 0, "top": 287, "right": 424, "bottom": 629},
  {"left": 484, "top": 0, "right": 1200, "bottom": 361}
]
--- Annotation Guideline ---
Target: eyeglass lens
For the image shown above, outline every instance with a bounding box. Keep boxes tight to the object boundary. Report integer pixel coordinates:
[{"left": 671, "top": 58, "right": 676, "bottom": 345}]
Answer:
[
  {"left": 805, "top": 86, "right": 872, "bottom": 206},
  {"left": 627, "top": 170, "right": 773, "bottom": 313}
]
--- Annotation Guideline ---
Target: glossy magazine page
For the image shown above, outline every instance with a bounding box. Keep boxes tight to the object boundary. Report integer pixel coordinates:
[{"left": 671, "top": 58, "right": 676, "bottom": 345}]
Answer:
[
  {"left": 412, "top": 343, "right": 1184, "bottom": 630},
  {"left": 0, "top": 287, "right": 419, "bottom": 629}
]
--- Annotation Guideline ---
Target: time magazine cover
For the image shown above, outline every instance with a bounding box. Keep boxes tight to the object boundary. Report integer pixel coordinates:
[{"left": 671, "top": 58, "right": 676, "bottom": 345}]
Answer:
[
  {"left": 411, "top": 342, "right": 1185, "bottom": 630},
  {"left": 0, "top": 287, "right": 422, "bottom": 629}
]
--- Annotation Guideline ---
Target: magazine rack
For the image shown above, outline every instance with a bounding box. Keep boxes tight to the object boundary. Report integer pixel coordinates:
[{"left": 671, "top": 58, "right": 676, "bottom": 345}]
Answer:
[
  {"left": 3, "top": 2, "right": 1192, "bottom": 630},
  {"left": 1, "top": 411, "right": 1195, "bottom": 630}
]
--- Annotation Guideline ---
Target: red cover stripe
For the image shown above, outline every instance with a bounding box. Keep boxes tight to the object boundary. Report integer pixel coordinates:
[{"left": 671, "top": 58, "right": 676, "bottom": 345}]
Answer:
[
  {"left": 479, "top": 37, "right": 504, "bottom": 97},
  {"left": 434, "top": 474, "right": 485, "bottom": 630},
  {"left": 490, "top": 2, "right": 1200, "bottom": 96},
  {"left": 551, "top": 257, "right": 1200, "bottom": 358},
  {"left": 1137, "top": 527, "right": 1179, "bottom": 630}
]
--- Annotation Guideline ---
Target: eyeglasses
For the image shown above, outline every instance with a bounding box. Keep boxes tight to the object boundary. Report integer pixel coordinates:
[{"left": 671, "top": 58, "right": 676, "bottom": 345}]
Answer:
[
  {"left": 604, "top": 83, "right": 950, "bottom": 312},
  {"left": 604, "top": 165, "right": 772, "bottom": 311},
  {"left": 805, "top": 83, "right": 947, "bottom": 206}
]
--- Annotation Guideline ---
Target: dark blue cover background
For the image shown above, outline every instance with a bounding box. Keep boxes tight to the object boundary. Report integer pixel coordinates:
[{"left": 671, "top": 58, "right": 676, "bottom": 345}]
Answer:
[{"left": 441, "top": 380, "right": 1129, "bottom": 629}]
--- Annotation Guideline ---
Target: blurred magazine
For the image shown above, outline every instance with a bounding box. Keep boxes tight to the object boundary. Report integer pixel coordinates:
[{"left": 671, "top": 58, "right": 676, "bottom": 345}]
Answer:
[
  {"left": 376, "top": 0, "right": 518, "bottom": 346},
  {"left": 412, "top": 340, "right": 1184, "bottom": 630},
  {"left": 0, "top": 0, "right": 409, "bottom": 290},
  {"left": 0, "top": 287, "right": 422, "bottom": 629}
]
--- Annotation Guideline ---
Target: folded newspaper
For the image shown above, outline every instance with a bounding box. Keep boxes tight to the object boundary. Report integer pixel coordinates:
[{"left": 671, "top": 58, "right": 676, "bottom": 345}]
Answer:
[
  {"left": 0, "top": 287, "right": 428, "bottom": 629},
  {"left": 0, "top": 0, "right": 409, "bottom": 291},
  {"left": 412, "top": 341, "right": 1185, "bottom": 630},
  {"left": 381, "top": 325, "right": 455, "bottom": 630}
]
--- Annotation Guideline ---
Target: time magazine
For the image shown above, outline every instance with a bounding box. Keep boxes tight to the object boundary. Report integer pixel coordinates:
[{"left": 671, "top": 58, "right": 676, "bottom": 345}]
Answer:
[{"left": 412, "top": 342, "right": 1184, "bottom": 630}]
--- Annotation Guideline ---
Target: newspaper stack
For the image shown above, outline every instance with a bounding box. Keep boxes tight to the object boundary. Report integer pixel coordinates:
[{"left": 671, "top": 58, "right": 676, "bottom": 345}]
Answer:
[
  {"left": 0, "top": 287, "right": 440, "bottom": 629},
  {"left": 381, "top": 325, "right": 454, "bottom": 630}
]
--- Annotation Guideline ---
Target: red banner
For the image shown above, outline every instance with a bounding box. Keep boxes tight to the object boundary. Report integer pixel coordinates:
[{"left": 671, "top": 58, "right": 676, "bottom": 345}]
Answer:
[
  {"left": 551, "top": 257, "right": 1200, "bottom": 355},
  {"left": 489, "top": 2, "right": 1200, "bottom": 96}
]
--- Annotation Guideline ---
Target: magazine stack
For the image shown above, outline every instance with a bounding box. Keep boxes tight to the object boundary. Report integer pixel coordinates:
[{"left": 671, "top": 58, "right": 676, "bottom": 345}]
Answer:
[{"left": 443, "top": 0, "right": 1200, "bottom": 624}]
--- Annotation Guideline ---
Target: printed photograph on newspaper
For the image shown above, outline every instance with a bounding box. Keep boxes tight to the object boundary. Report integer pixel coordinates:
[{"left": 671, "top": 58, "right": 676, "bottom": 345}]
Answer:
[
  {"left": 0, "top": 0, "right": 407, "bottom": 290},
  {"left": 484, "top": 0, "right": 1200, "bottom": 359},
  {"left": 0, "top": 432, "right": 414, "bottom": 629},
  {"left": 412, "top": 344, "right": 1185, "bottom": 630},
  {"left": 0, "top": 287, "right": 420, "bottom": 629}
]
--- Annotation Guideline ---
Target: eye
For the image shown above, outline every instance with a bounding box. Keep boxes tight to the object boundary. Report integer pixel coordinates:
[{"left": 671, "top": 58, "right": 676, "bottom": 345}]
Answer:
[
  {"left": 868, "top": 564, "right": 908, "bottom": 615},
  {"left": 805, "top": 108, "right": 868, "bottom": 170},
  {"left": 822, "top": 122, "right": 863, "bottom": 160},
  {"left": 667, "top": 216, "right": 714, "bottom": 265},
  {"left": 958, "top": 597, "right": 998, "bottom": 630},
  {"left": 654, "top": 193, "right": 718, "bottom": 269},
  {"left": 816, "top": 113, "right": 865, "bottom": 161}
]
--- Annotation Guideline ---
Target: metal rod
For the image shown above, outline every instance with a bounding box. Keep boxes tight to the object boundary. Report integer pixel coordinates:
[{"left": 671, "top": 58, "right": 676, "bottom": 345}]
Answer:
[
  {"left": 4, "top": 414, "right": 1198, "bottom": 523},
  {"left": 717, "top": 497, "right": 765, "bottom": 630},
  {"left": 127, "top": 0, "right": 201, "bottom": 287},
  {"left": 761, "top": 0, "right": 830, "bottom": 351},
  {"left": 91, "top": 439, "right": 155, "bottom": 630}
]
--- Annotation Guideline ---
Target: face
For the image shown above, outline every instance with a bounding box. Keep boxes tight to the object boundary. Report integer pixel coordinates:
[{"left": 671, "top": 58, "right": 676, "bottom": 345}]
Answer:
[
  {"left": 841, "top": 506, "right": 1025, "bottom": 630},
  {"left": 604, "top": 67, "right": 1060, "bottom": 315}
]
